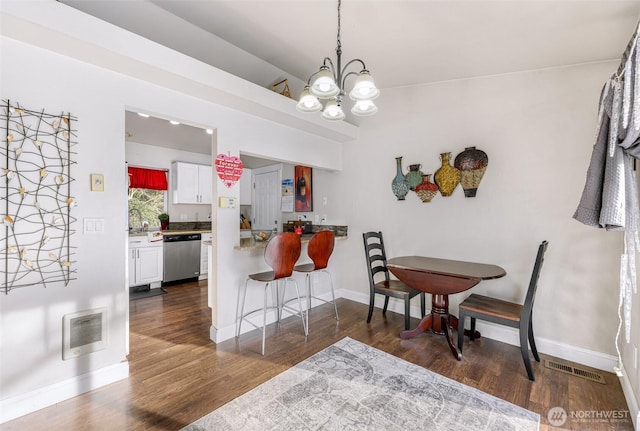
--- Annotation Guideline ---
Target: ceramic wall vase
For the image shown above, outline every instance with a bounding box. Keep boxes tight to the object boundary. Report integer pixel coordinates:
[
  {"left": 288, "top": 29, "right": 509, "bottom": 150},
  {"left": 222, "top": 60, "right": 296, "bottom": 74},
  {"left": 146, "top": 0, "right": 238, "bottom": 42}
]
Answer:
[
  {"left": 454, "top": 146, "right": 488, "bottom": 197},
  {"left": 415, "top": 174, "right": 438, "bottom": 203},
  {"left": 391, "top": 156, "right": 410, "bottom": 200},
  {"left": 434, "top": 152, "right": 460, "bottom": 197},
  {"left": 405, "top": 164, "right": 424, "bottom": 191}
]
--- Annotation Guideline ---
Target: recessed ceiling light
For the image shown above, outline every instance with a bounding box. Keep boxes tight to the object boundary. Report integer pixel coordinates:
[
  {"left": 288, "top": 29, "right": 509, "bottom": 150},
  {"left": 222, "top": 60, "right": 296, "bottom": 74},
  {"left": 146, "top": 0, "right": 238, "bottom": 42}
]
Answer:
[
  {"left": 169, "top": 120, "right": 180, "bottom": 125},
  {"left": 137, "top": 113, "right": 149, "bottom": 118},
  {"left": 206, "top": 129, "right": 213, "bottom": 134}
]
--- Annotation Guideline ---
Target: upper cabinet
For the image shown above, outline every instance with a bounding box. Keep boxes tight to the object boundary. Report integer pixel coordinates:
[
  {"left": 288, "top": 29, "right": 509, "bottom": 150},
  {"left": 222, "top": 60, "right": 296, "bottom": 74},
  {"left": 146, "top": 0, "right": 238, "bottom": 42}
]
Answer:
[
  {"left": 171, "top": 161, "right": 212, "bottom": 205},
  {"left": 240, "top": 168, "right": 252, "bottom": 205}
]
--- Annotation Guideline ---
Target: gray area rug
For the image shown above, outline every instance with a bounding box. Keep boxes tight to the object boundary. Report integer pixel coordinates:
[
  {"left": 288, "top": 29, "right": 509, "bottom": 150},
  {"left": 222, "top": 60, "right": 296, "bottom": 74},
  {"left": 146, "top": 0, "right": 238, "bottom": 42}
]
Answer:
[{"left": 183, "top": 337, "right": 539, "bottom": 431}]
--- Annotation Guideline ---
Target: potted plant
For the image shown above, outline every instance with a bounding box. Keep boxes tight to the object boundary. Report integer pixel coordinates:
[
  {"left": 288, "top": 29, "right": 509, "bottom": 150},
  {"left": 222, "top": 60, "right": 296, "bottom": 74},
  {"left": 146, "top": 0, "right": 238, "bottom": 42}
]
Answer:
[{"left": 158, "top": 213, "right": 170, "bottom": 230}]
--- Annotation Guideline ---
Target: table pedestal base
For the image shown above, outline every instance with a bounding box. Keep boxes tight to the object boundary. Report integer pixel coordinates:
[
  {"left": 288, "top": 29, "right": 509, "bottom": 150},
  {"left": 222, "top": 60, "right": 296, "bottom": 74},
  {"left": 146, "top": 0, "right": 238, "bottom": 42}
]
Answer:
[{"left": 399, "top": 294, "right": 480, "bottom": 360}]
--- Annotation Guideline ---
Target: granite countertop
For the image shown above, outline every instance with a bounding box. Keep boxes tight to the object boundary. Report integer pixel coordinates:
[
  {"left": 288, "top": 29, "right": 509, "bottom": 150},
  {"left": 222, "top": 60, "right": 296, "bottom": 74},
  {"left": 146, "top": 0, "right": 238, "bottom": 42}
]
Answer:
[
  {"left": 128, "top": 229, "right": 211, "bottom": 237},
  {"left": 161, "top": 229, "right": 212, "bottom": 235},
  {"left": 235, "top": 232, "right": 347, "bottom": 251},
  {"left": 129, "top": 221, "right": 213, "bottom": 237}
]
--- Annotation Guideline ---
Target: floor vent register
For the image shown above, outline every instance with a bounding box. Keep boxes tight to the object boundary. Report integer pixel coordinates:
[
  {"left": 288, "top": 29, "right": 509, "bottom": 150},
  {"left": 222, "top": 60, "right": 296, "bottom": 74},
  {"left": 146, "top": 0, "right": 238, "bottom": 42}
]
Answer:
[{"left": 543, "top": 359, "right": 606, "bottom": 384}]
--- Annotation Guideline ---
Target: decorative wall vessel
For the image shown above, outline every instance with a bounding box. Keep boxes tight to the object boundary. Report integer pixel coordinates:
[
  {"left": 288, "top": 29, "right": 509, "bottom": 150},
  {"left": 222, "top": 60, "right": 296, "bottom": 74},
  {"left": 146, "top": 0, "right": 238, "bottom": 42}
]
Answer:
[
  {"left": 391, "top": 156, "right": 410, "bottom": 200},
  {"left": 434, "top": 152, "right": 460, "bottom": 197},
  {"left": 454, "top": 146, "right": 488, "bottom": 197},
  {"left": 405, "top": 164, "right": 424, "bottom": 191},
  {"left": 415, "top": 174, "right": 438, "bottom": 203}
]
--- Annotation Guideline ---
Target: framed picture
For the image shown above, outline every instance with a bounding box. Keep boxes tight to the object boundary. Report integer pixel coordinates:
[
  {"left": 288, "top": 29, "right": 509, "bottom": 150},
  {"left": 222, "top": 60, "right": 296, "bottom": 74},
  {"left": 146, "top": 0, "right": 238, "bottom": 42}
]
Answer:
[{"left": 294, "top": 165, "right": 312, "bottom": 212}]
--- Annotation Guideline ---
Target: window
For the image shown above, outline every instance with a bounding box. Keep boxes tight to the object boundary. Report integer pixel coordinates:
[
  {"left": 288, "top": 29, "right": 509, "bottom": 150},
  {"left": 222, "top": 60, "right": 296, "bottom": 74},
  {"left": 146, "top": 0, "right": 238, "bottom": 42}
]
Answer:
[
  {"left": 128, "top": 188, "right": 166, "bottom": 229},
  {"left": 127, "top": 166, "right": 168, "bottom": 230}
]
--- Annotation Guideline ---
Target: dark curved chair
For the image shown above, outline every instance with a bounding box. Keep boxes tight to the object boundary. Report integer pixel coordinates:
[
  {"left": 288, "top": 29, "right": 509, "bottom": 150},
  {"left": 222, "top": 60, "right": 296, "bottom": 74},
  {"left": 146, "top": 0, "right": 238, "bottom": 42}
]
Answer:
[
  {"left": 458, "top": 241, "right": 548, "bottom": 381},
  {"left": 236, "top": 232, "right": 307, "bottom": 355},
  {"left": 293, "top": 230, "right": 339, "bottom": 332},
  {"left": 363, "top": 231, "right": 425, "bottom": 330}
]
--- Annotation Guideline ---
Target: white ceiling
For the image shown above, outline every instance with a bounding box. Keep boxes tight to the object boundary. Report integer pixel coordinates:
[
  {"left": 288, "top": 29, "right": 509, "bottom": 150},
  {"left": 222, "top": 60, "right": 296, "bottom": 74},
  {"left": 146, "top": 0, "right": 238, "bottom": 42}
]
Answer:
[
  {"left": 61, "top": 0, "right": 640, "bottom": 163},
  {"left": 62, "top": 0, "right": 640, "bottom": 90}
]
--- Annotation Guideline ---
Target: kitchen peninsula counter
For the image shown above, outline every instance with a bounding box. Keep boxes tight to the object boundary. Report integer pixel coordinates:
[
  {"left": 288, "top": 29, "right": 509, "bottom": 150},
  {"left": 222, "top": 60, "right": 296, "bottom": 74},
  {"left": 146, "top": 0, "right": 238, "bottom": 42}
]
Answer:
[{"left": 234, "top": 225, "right": 348, "bottom": 251}]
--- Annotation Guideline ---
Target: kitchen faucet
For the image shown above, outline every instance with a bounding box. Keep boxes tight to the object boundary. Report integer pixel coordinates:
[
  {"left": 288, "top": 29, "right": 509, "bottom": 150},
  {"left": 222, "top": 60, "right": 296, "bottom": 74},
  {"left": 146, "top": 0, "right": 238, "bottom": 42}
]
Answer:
[{"left": 128, "top": 208, "right": 142, "bottom": 231}]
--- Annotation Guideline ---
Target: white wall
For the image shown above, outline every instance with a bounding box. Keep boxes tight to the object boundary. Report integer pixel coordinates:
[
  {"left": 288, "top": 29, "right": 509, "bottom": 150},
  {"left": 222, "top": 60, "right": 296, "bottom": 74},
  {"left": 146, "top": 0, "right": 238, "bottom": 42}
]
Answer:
[
  {"left": 0, "top": 37, "right": 130, "bottom": 418},
  {"left": 328, "top": 63, "right": 624, "bottom": 360}
]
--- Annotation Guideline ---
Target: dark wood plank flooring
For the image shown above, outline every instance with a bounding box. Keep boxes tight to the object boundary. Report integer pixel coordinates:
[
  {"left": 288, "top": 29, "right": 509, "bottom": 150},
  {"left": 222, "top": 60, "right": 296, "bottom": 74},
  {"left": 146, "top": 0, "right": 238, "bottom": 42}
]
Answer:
[{"left": 2, "top": 280, "right": 633, "bottom": 430}]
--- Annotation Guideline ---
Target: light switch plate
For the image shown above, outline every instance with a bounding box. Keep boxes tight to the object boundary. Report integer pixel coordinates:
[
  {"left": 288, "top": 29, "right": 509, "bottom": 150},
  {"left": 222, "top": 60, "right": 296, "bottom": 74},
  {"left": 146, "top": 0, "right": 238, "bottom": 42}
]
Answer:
[{"left": 83, "top": 217, "right": 104, "bottom": 234}]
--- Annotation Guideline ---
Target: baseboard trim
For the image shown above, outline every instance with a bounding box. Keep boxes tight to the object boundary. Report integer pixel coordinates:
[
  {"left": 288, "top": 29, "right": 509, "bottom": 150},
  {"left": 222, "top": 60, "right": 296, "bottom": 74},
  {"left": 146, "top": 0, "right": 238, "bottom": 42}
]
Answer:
[
  {"left": 0, "top": 361, "right": 129, "bottom": 424},
  {"left": 617, "top": 363, "right": 640, "bottom": 429}
]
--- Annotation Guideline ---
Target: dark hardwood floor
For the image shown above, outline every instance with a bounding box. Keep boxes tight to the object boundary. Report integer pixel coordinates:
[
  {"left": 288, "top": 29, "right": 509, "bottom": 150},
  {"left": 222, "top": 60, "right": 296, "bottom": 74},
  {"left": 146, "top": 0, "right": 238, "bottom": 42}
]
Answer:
[{"left": 3, "top": 280, "right": 633, "bottom": 430}]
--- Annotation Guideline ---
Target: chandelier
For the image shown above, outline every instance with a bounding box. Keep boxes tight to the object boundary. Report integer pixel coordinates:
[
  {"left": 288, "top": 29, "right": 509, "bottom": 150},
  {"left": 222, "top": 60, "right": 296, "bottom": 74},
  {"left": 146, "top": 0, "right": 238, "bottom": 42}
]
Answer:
[{"left": 296, "top": 0, "right": 379, "bottom": 121}]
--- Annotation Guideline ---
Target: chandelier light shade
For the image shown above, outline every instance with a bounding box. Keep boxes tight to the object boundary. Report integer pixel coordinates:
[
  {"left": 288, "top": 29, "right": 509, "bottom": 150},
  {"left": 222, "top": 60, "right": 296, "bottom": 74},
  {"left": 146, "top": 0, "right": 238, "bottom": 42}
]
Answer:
[
  {"left": 321, "top": 99, "right": 346, "bottom": 121},
  {"left": 349, "top": 70, "right": 380, "bottom": 101},
  {"left": 310, "top": 66, "right": 340, "bottom": 99},
  {"left": 351, "top": 99, "right": 378, "bottom": 116},
  {"left": 297, "top": 0, "right": 379, "bottom": 121},
  {"left": 296, "top": 86, "right": 323, "bottom": 112}
]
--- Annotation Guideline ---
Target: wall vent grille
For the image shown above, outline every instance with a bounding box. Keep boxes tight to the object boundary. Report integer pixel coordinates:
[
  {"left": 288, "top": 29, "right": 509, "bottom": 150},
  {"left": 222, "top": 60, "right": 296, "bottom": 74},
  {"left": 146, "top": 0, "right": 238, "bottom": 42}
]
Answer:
[
  {"left": 62, "top": 308, "right": 107, "bottom": 360},
  {"left": 543, "top": 359, "right": 606, "bottom": 384}
]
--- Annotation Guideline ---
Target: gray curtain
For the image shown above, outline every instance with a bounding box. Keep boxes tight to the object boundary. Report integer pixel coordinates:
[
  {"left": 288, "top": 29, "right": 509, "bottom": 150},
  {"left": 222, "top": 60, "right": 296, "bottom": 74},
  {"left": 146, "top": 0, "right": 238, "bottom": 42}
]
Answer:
[{"left": 573, "top": 21, "right": 640, "bottom": 344}]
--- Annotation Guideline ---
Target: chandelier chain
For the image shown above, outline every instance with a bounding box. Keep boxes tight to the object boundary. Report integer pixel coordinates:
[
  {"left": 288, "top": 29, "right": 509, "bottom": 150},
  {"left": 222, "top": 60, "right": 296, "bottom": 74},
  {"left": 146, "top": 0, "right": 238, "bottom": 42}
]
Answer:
[{"left": 337, "top": 0, "right": 342, "bottom": 51}]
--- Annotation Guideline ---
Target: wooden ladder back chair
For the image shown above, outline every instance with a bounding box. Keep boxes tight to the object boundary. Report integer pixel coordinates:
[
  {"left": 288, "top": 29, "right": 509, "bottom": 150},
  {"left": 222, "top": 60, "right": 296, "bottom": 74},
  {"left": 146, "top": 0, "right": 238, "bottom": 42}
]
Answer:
[
  {"left": 236, "top": 232, "right": 307, "bottom": 355},
  {"left": 457, "top": 240, "right": 548, "bottom": 381},
  {"left": 362, "top": 231, "right": 426, "bottom": 330},
  {"left": 293, "top": 230, "right": 339, "bottom": 332}
]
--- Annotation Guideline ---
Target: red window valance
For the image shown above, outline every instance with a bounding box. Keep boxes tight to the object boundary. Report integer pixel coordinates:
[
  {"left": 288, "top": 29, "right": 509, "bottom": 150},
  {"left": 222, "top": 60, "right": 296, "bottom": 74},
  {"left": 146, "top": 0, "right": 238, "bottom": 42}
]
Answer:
[{"left": 128, "top": 166, "right": 168, "bottom": 190}]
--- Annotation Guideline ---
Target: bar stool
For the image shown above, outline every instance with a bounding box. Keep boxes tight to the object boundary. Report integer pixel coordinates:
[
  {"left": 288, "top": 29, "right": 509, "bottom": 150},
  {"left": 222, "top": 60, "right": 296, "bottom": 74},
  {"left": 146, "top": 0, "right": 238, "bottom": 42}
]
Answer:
[
  {"left": 236, "top": 232, "right": 307, "bottom": 355},
  {"left": 293, "top": 230, "right": 339, "bottom": 332}
]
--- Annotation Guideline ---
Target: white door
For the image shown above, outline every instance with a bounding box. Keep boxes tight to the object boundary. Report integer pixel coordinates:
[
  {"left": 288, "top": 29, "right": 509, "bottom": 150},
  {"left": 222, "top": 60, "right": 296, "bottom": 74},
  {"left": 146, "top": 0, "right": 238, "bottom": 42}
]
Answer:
[{"left": 252, "top": 165, "right": 281, "bottom": 231}]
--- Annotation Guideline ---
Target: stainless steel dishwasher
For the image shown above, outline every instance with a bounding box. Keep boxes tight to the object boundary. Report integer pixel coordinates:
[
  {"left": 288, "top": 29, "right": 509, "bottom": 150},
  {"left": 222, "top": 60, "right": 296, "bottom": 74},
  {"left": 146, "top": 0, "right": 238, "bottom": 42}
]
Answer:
[{"left": 163, "top": 233, "right": 201, "bottom": 284}]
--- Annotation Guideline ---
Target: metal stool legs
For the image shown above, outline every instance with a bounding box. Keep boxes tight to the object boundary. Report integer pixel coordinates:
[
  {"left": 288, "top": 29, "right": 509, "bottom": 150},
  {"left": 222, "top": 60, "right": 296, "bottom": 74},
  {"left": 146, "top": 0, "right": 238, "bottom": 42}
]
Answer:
[
  {"left": 305, "top": 269, "right": 339, "bottom": 323},
  {"left": 236, "top": 276, "right": 307, "bottom": 355}
]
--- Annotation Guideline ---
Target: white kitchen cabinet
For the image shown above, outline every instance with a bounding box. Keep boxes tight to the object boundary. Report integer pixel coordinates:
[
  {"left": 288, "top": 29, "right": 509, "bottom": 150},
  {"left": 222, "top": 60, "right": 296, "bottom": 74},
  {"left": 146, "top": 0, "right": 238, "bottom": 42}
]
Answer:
[
  {"left": 200, "top": 232, "right": 213, "bottom": 277},
  {"left": 128, "top": 237, "right": 163, "bottom": 287},
  {"left": 171, "top": 161, "right": 212, "bottom": 204},
  {"left": 240, "top": 168, "right": 252, "bottom": 205}
]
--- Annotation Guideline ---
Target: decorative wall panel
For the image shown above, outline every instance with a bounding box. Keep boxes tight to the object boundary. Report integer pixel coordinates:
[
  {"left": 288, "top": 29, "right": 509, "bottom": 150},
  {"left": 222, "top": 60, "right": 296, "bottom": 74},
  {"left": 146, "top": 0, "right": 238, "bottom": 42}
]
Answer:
[{"left": 1, "top": 100, "right": 77, "bottom": 293}]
